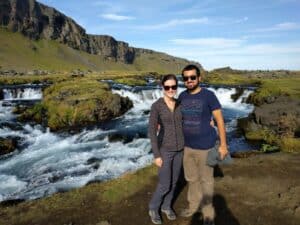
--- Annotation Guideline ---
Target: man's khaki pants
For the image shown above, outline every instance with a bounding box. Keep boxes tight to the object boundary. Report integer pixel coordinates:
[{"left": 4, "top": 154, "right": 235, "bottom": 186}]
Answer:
[{"left": 183, "top": 146, "right": 215, "bottom": 220}]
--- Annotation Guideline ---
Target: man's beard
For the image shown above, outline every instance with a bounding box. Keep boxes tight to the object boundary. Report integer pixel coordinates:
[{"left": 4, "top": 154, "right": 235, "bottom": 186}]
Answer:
[{"left": 186, "top": 82, "right": 199, "bottom": 91}]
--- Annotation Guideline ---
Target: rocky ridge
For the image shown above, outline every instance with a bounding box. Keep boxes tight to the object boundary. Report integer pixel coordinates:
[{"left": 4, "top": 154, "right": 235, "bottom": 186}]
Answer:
[{"left": 0, "top": 0, "right": 200, "bottom": 67}]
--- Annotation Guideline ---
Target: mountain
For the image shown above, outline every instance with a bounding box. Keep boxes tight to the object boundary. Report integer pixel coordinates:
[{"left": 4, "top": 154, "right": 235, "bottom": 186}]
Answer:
[{"left": 0, "top": 0, "right": 201, "bottom": 72}]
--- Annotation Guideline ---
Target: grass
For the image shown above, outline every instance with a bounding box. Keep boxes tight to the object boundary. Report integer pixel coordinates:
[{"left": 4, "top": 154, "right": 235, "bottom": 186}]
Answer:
[
  {"left": 205, "top": 68, "right": 261, "bottom": 85},
  {"left": 245, "top": 128, "right": 300, "bottom": 153},
  {"left": 113, "top": 77, "right": 147, "bottom": 86},
  {"left": 101, "top": 166, "right": 157, "bottom": 202},
  {"left": 247, "top": 77, "right": 300, "bottom": 105},
  {"left": 0, "top": 27, "right": 193, "bottom": 74},
  {"left": 0, "top": 165, "right": 157, "bottom": 225}
]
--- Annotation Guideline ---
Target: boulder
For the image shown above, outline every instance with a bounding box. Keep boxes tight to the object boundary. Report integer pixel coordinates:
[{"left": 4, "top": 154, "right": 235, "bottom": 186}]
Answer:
[{"left": 0, "top": 137, "right": 18, "bottom": 155}]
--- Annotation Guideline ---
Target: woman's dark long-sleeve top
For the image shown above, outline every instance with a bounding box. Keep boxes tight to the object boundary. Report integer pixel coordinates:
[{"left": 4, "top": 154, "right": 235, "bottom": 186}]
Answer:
[{"left": 148, "top": 97, "right": 184, "bottom": 158}]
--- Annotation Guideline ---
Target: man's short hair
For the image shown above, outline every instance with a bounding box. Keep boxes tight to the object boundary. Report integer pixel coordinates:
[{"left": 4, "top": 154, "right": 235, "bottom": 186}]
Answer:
[{"left": 181, "top": 64, "right": 201, "bottom": 77}]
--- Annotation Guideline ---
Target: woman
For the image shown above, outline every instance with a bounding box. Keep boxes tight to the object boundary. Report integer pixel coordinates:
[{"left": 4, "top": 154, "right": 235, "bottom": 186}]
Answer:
[{"left": 148, "top": 74, "right": 184, "bottom": 224}]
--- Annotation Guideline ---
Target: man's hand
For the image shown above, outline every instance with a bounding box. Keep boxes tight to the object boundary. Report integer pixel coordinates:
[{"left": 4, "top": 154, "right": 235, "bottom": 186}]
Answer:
[
  {"left": 218, "top": 145, "right": 229, "bottom": 160},
  {"left": 154, "top": 157, "right": 163, "bottom": 167}
]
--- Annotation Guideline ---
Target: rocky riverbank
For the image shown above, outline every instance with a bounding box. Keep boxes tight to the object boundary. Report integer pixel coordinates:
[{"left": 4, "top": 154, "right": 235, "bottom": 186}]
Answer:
[
  {"left": 237, "top": 76, "right": 300, "bottom": 153},
  {"left": 0, "top": 152, "right": 299, "bottom": 225}
]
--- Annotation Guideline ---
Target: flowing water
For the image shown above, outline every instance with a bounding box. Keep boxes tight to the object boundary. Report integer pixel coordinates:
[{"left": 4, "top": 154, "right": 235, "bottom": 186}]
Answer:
[{"left": 0, "top": 81, "right": 255, "bottom": 202}]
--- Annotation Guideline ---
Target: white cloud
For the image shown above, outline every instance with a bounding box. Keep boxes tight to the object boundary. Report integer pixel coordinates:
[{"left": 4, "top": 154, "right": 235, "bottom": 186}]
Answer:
[
  {"left": 170, "top": 38, "right": 244, "bottom": 48},
  {"left": 101, "top": 13, "right": 135, "bottom": 21},
  {"left": 138, "top": 18, "right": 209, "bottom": 30},
  {"left": 255, "top": 22, "right": 300, "bottom": 32},
  {"left": 157, "top": 39, "right": 300, "bottom": 70},
  {"left": 235, "top": 16, "right": 248, "bottom": 23}
]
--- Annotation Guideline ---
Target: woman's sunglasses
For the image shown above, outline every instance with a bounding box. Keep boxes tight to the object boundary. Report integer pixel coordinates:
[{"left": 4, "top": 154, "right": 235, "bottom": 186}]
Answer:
[
  {"left": 163, "top": 85, "right": 178, "bottom": 91},
  {"left": 183, "top": 75, "right": 197, "bottom": 82}
]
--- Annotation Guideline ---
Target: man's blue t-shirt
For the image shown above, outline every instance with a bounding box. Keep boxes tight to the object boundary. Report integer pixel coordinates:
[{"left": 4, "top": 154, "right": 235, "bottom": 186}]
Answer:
[{"left": 178, "top": 88, "right": 221, "bottom": 150}]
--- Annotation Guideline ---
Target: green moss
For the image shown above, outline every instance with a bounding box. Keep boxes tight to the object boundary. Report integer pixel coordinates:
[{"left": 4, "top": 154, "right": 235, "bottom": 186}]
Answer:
[
  {"left": 245, "top": 77, "right": 300, "bottom": 105},
  {"left": 247, "top": 81, "right": 283, "bottom": 105},
  {"left": 40, "top": 79, "right": 109, "bottom": 130},
  {"left": 18, "top": 102, "right": 46, "bottom": 123},
  {"left": 245, "top": 128, "right": 277, "bottom": 144},
  {"left": 0, "top": 74, "right": 70, "bottom": 85},
  {"left": 113, "top": 77, "right": 147, "bottom": 86},
  {"left": 245, "top": 128, "right": 300, "bottom": 153},
  {"left": 205, "top": 69, "right": 261, "bottom": 85},
  {"left": 279, "top": 137, "right": 300, "bottom": 153},
  {"left": 17, "top": 78, "right": 133, "bottom": 131}
]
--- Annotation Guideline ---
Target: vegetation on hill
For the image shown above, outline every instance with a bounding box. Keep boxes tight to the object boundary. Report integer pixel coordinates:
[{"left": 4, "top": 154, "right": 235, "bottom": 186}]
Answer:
[{"left": 0, "top": 28, "right": 197, "bottom": 74}]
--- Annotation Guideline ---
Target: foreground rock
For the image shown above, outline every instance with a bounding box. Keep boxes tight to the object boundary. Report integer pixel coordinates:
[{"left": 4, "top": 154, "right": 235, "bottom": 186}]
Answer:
[{"left": 0, "top": 152, "right": 299, "bottom": 225}]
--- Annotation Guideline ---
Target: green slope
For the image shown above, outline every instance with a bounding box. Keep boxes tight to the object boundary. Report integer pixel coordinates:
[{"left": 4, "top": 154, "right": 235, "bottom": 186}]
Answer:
[{"left": 0, "top": 28, "right": 194, "bottom": 74}]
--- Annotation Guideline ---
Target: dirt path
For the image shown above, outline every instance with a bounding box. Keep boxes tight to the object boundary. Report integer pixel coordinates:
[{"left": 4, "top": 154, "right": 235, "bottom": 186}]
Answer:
[
  {"left": 110, "top": 152, "right": 300, "bottom": 225},
  {"left": 1, "top": 152, "right": 299, "bottom": 225}
]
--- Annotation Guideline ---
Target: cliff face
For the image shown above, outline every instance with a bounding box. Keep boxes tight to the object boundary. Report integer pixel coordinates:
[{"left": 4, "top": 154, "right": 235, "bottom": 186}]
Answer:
[
  {"left": 0, "top": 0, "right": 136, "bottom": 63},
  {"left": 89, "top": 35, "right": 135, "bottom": 63}
]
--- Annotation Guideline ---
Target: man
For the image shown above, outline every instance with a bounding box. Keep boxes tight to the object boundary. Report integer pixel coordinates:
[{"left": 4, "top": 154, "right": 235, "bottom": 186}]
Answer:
[{"left": 178, "top": 64, "right": 228, "bottom": 225}]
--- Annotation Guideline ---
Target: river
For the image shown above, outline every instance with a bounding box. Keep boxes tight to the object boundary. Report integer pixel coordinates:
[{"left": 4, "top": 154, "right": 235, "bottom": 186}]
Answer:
[{"left": 0, "top": 80, "right": 255, "bottom": 202}]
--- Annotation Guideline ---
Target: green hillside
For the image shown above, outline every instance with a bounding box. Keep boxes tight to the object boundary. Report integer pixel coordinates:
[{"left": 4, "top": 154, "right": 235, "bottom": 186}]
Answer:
[{"left": 0, "top": 28, "right": 192, "bottom": 74}]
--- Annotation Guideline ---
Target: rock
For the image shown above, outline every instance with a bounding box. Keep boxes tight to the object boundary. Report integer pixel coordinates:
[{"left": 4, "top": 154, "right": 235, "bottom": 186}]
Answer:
[
  {"left": 70, "top": 69, "right": 86, "bottom": 77},
  {"left": 230, "top": 88, "right": 244, "bottom": 102},
  {"left": 0, "top": 88, "right": 4, "bottom": 100},
  {"left": 34, "top": 80, "right": 134, "bottom": 131},
  {"left": 86, "top": 157, "right": 102, "bottom": 165},
  {"left": 89, "top": 35, "right": 135, "bottom": 64},
  {"left": 0, "top": 137, "right": 18, "bottom": 155},
  {"left": 240, "top": 96, "right": 300, "bottom": 138},
  {"left": 253, "top": 96, "right": 300, "bottom": 136}
]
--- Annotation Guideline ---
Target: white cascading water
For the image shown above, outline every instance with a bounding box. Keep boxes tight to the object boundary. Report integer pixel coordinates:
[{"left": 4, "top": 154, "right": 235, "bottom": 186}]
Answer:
[
  {"left": 0, "top": 84, "right": 254, "bottom": 202},
  {"left": 3, "top": 88, "right": 43, "bottom": 100}
]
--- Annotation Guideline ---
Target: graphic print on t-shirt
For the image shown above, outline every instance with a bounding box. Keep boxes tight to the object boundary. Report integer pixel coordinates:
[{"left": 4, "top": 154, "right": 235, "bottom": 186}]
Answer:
[
  {"left": 179, "top": 88, "right": 221, "bottom": 149},
  {"left": 181, "top": 99, "right": 203, "bottom": 131}
]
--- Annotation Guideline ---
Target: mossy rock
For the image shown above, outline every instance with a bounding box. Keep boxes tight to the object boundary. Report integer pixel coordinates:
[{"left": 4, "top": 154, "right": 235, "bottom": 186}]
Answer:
[
  {"left": 17, "top": 103, "right": 47, "bottom": 125},
  {"left": 20, "top": 79, "right": 133, "bottom": 131}
]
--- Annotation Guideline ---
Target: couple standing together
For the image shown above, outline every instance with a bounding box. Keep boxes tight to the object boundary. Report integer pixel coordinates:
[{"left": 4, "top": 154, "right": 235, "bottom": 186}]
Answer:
[{"left": 148, "top": 64, "right": 228, "bottom": 225}]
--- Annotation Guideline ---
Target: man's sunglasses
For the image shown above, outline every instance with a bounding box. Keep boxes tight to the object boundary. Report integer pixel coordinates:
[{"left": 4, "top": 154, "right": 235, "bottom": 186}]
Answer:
[
  {"left": 163, "top": 85, "right": 178, "bottom": 91},
  {"left": 183, "top": 75, "right": 197, "bottom": 82}
]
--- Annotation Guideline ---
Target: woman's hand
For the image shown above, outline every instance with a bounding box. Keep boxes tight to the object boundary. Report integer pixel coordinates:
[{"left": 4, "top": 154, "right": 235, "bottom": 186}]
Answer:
[
  {"left": 210, "top": 119, "right": 215, "bottom": 127},
  {"left": 154, "top": 157, "right": 163, "bottom": 167}
]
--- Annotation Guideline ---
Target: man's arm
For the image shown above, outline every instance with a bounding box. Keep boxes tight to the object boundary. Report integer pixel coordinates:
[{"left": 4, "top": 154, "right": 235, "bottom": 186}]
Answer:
[{"left": 212, "top": 109, "right": 228, "bottom": 160}]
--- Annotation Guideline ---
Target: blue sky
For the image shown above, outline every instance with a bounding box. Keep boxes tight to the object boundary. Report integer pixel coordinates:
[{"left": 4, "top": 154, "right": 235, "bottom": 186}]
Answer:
[{"left": 39, "top": 0, "right": 300, "bottom": 70}]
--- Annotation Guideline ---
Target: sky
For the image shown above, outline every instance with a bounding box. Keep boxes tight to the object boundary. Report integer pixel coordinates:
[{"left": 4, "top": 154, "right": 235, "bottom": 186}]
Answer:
[{"left": 38, "top": 0, "right": 300, "bottom": 70}]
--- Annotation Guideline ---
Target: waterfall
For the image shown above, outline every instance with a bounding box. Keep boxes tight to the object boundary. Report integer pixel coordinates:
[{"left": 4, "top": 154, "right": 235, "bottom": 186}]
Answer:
[{"left": 3, "top": 88, "right": 42, "bottom": 100}]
